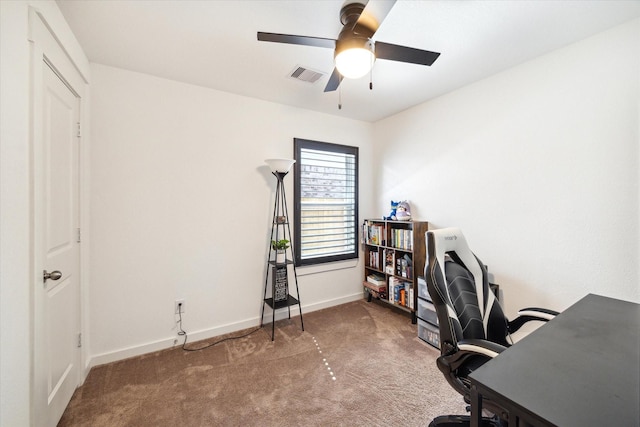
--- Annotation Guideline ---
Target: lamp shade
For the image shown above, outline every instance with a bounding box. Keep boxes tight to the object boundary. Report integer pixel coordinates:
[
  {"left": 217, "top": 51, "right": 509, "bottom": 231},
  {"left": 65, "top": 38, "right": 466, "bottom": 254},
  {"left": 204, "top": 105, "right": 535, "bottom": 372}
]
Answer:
[{"left": 265, "top": 158, "right": 295, "bottom": 173}]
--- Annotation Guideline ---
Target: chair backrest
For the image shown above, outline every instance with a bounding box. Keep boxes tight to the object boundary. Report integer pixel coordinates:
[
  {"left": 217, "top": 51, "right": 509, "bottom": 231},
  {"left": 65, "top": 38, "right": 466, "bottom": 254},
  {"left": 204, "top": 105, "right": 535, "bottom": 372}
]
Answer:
[{"left": 425, "top": 227, "right": 509, "bottom": 348}]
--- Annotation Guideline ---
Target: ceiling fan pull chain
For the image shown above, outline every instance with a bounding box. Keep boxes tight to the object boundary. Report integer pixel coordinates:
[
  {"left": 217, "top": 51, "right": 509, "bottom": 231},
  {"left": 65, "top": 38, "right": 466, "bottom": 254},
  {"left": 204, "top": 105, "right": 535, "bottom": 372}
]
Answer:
[
  {"left": 338, "top": 84, "right": 342, "bottom": 110},
  {"left": 370, "top": 54, "right": 374, "bottom": 90}
]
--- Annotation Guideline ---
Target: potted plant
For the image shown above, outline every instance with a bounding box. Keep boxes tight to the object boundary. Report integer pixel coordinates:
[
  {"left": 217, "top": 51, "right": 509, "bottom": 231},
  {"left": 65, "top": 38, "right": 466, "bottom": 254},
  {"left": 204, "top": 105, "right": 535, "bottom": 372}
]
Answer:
[{"left": 271, "top": 239, "right": 290, "bottom": 264}]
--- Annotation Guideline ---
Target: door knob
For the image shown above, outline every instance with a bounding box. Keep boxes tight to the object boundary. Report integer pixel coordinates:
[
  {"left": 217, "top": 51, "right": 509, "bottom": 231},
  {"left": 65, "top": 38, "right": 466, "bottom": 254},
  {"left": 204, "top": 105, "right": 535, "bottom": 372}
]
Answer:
[{"left": 43, "top": 270, "right": 62, "bottom": 282}]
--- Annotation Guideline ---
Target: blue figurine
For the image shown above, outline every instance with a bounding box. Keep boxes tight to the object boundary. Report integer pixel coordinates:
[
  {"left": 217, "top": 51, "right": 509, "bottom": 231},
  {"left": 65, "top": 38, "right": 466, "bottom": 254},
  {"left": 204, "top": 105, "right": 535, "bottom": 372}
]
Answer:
[{"left": 384, "top": 200, "right": 399, "bottom": 220}]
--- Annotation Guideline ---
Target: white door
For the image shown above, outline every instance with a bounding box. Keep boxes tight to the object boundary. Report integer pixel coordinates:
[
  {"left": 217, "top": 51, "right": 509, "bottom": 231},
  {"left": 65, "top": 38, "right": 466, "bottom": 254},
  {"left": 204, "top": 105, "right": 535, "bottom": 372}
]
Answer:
[{"left": 31, "top": 9, "right": 83, "bottom": 426}]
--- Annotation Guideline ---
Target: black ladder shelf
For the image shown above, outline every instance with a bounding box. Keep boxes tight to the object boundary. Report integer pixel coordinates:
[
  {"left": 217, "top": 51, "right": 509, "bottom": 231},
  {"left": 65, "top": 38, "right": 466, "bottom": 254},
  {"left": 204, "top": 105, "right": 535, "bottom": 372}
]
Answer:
[{"left": 260, "top": 169, "right": 303, "bottom": 341}]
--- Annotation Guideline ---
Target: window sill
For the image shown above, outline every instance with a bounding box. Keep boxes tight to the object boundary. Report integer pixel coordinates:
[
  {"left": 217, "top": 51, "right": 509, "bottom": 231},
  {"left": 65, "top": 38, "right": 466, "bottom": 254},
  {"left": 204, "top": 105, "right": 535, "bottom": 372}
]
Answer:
[{"left": 297, "top": 259, "right": 359, "bottom": 276}]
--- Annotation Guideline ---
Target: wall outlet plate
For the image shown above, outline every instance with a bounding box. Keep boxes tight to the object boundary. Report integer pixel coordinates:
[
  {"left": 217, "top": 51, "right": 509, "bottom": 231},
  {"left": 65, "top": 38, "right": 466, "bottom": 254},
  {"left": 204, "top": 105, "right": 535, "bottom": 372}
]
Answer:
[{"left": 175, "top": 299, "right": 185, "bottom": 314}]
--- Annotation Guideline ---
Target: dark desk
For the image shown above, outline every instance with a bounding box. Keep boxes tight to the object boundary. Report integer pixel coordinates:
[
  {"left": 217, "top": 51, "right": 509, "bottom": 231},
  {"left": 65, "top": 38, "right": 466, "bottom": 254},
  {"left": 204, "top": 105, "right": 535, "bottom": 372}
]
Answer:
[{"left": 469, "top": 294, "right": 640, "bottom": 427}]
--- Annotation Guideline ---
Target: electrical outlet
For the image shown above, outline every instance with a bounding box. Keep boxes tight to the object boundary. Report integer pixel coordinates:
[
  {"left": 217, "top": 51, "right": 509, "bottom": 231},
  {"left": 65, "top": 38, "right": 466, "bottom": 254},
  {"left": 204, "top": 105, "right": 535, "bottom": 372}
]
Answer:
[{"left": 175, "top": 299, "right": 185, "bottom": 314}]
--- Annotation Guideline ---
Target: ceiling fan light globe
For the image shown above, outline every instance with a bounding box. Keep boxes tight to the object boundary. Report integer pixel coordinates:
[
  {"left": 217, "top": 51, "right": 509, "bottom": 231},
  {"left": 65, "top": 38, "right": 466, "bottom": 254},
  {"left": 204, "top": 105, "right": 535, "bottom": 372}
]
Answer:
[{"left": 335, "top": 48, "right": 375, "bottom": 79}]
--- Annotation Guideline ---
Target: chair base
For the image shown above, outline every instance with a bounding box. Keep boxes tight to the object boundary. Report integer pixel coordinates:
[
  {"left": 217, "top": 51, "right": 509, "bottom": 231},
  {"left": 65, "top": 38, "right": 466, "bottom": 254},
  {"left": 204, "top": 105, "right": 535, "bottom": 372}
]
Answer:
[{"left": 428, "top": 414, "right": 504, "bottom": 427}]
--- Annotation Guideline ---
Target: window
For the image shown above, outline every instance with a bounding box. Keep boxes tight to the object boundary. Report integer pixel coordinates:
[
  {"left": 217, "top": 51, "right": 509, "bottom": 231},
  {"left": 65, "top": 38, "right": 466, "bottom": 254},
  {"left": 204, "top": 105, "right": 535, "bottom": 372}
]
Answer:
[{"left": 294, "top": 138, "right": 359, "bottom": 266}]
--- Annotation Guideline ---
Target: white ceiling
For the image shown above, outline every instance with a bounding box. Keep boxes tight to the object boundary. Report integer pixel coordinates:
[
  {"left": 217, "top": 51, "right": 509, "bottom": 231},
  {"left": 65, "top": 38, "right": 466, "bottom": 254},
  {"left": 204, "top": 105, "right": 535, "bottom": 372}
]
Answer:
[{"left": 56, "top": 0, "right": 640, "bottom": 122}]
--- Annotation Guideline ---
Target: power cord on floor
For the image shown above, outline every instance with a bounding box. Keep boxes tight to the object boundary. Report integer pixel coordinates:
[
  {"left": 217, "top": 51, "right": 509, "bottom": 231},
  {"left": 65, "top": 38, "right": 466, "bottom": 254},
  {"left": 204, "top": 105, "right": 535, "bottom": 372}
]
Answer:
[{"left": 176, "top": 308, "right": 261, "bottom": 352}]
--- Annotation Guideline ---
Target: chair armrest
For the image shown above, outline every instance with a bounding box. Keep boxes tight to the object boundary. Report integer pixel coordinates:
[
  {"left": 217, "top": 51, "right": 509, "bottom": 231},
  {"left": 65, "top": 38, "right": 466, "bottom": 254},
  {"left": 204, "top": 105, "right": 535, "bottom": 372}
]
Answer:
[
  {"left": 518, "top": 307, "right": 558, "bottom": 320},
  {"left": 438, "top": 339, "right": 508, "bottom": 374},
  {"left": 508, "top": 307, "right": 560, "bottom": 333},
  {"left": 457, "top": 339, "right": 508, "bottom": 359}
]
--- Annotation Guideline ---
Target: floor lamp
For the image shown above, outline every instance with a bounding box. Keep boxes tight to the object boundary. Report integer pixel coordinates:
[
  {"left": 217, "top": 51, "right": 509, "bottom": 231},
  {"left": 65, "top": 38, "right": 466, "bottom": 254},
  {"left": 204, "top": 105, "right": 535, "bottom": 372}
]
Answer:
[{"left": 261, "top": 158, "right": 304, "bottom": 341}]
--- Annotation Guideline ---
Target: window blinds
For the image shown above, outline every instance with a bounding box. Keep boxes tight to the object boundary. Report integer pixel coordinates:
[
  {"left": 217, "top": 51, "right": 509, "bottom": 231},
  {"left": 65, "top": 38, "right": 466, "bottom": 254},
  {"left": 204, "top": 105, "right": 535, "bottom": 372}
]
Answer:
[{"left": 298, "top": 147, "right": 357, "bottom": 262}]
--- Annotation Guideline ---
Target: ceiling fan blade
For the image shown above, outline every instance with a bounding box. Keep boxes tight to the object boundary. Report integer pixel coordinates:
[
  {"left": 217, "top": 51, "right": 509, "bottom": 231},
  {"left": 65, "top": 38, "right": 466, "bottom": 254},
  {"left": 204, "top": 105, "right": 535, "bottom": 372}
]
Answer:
[
  {"left": 353, "top": 0, "right": 397, "bottom": 38},
  {"left": 375, "top": 41, "right": 441, "bottom": 66},
  {"left": 324, "top": 68, "right": 343, "bottom": 92},
  {"left": 257, "top": 32, "right": 335, "bottom": 49}
]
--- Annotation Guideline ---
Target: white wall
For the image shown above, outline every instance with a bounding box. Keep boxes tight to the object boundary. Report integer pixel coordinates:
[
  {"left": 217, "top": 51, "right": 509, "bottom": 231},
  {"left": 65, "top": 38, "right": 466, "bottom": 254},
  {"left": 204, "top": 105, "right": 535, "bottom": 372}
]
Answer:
[
  {"left": 373, "top": 19, "right": 640, "bottom": 318},
  {"left": 0, "top": 3, "right": 31, "bottom": 425},
  {"left": 0, "top": 2, "right": 90, "bottom": 426},
  {"left": 89, "top": 63, "right": 373, "bottom": 365}
]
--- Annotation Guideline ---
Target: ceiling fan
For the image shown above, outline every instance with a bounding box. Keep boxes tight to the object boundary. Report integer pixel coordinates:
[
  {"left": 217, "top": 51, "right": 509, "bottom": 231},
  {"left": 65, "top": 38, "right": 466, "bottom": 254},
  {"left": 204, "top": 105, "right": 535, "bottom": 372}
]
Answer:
[{"left": 257, "top": 0, "right": 440, "bottom": 93}]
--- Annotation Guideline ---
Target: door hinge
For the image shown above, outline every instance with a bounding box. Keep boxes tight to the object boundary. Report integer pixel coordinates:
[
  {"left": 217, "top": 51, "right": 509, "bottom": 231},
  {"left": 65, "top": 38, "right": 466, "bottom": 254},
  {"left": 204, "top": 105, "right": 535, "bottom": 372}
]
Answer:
[
  {"left": 77, "top": 333, "right": 82, "bottom": 348},
  {"left": 77, "top": 122, "right": 81, "bottom": 138},
  {"left": 76, "top": 228, "right": 81, "bottom": 243}
]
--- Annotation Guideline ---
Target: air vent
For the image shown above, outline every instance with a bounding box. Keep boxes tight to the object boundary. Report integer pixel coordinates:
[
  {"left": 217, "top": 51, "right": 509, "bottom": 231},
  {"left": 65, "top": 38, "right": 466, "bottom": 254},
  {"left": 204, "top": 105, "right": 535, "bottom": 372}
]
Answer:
[{"left": 288, "top": 66, "right": 325, "bottom": 84}]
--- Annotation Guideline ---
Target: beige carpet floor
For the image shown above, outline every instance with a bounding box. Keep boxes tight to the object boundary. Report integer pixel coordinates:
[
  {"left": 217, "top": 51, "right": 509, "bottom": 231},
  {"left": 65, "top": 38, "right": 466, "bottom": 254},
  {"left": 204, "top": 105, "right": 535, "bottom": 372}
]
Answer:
[{"left": 59, "top": 299, "right": 467, "bottom": 426}]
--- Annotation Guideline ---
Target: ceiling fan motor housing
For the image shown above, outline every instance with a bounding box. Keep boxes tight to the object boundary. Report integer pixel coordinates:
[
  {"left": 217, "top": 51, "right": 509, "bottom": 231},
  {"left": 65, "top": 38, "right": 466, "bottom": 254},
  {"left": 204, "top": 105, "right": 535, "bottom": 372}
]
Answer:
[
  {"left": 337, "top": 2, "right": 375, "bottom": 58},
  {"left": 340, "top": 2, "right": 366, "bottom": 26},
  {"left": 335, "top": 35, "right": 374, "bottom": 58}
]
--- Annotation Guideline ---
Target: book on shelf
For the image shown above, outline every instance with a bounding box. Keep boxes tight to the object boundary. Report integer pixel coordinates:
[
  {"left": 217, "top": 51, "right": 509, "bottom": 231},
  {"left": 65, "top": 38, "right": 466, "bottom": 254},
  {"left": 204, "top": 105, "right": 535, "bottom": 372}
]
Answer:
[
  {"left": 401, "top": 281, "right": 413, "bottom": 309},
  {"left": 384, "top": 249, "right": 395, "bottom": 275},
  {"left": 395, "top": 254, "right": 413, "bottom": 279},
  {"left": 388, "top": 276, "right": 395, "bottom": 304},
  {"left": 363, "top": 221, "right": 385, "bottom": 246},
  {"left": 364, "top": 288, "right": 387, "bottom": 300},
  {"left": 367, "top": 274, "right": 386, "bottom": 286},
  {"left": 368, "top": 249, "right": 380, "bottom": 269},
  {"left": 391, "top": 228, "right": 414, "bottom": 250},
  {"left": 388, "top": 276, "right": 414, "bottom": 309},
  {"left": 389, "top": 276, "right": 403, "bottom": 304},
  {"left": 397, "top": 281, "right": 405, "bottom": 306},
  {"left": 364, "top": 280, "right": 387, "bottom": 294},
  {"left": 273, "top": 266, "right": 288, "bottom": 302}
]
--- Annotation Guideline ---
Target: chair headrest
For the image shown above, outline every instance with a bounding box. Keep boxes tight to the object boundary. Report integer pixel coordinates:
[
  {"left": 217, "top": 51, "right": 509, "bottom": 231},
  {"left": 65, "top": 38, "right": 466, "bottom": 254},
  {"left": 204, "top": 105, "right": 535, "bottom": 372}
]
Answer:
[
  {"left": 427, "top": 227, "right": 476, "bottom": 272},
  {"left": 428, "top": 227, "right": 471, "bottom": 256},
  {"left": 427, "top": 227, "right": 488, "bottom": 319}
]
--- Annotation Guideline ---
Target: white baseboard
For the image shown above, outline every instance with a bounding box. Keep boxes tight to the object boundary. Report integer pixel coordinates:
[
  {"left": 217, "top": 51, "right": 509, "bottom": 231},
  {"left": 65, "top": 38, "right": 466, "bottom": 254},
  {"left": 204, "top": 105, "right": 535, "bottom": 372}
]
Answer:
[
  {"left": 86, "top": 292, "right": 364, "bottom": 370},
  {"left": 301, "top": 292, "right": 363, "bottom": 313}
]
